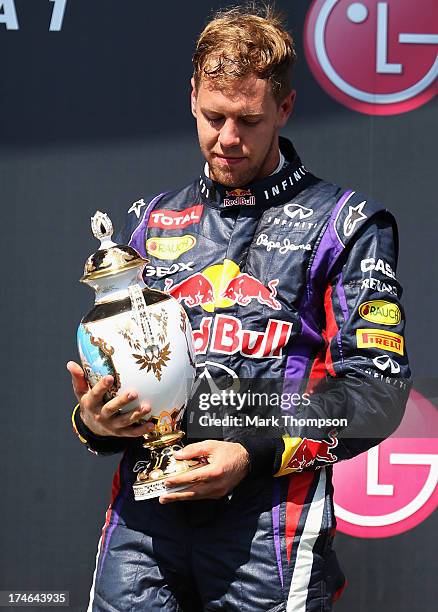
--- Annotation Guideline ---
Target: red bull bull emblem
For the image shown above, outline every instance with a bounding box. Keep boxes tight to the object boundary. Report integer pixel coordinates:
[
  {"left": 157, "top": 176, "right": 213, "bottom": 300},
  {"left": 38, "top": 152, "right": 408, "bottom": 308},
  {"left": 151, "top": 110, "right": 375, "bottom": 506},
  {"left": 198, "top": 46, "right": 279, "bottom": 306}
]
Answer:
[
  {"left": 286, "top": 433, "right": 338, "bottom": 471},
  {"left": 164, "top": 274, "right": 214, "bottom": 308},
  {"left": 223, "top": 188, "right": 256, "bottom": 207},
  {"left": 165, "top": 268, "right": 281, "bottom": 311},
  {"left": 222, "top": 274, "right": 281, "bottom": 310}
]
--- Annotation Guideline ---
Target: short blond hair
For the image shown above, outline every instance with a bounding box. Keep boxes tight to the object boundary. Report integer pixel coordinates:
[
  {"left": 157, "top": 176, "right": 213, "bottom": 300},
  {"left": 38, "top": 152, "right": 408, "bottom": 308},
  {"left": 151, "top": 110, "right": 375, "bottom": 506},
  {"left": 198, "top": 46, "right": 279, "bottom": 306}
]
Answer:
[{"left": 193, "top": 4, "right": 296, "bottom": 103}]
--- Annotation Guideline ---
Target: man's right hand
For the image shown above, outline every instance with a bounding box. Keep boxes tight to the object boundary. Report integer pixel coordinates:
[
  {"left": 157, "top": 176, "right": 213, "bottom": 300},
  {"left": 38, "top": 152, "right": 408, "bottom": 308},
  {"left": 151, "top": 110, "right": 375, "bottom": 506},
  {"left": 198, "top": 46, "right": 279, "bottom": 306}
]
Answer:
[{"left": 67, "top": 361, "right": 153, "bottom": 438}]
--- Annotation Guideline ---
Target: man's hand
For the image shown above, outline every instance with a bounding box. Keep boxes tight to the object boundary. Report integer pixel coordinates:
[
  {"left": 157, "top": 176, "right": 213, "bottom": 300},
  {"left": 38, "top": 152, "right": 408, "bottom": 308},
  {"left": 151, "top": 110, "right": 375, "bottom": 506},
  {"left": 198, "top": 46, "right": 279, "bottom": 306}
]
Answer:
[
  {"left": 67, "top": 360, "right": 153, "bottom": 438},
  {"left": 159, "top": 440, "right": 250, "bottom": 504}
]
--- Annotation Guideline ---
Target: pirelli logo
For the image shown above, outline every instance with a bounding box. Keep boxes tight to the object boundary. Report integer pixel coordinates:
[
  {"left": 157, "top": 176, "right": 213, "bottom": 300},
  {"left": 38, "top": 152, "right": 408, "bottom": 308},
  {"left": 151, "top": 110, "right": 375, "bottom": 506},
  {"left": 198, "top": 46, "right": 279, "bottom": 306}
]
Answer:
[{"left": 356, "top": 329, "right": 404, "bottom": 356}]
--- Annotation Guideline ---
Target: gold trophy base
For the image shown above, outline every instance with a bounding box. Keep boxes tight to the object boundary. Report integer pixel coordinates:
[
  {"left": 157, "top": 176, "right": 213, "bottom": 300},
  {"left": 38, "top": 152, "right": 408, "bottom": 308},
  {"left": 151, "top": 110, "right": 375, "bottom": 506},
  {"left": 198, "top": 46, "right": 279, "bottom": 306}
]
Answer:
[{"left": 132, "top": 431, "right": 206, "bottom": 501}]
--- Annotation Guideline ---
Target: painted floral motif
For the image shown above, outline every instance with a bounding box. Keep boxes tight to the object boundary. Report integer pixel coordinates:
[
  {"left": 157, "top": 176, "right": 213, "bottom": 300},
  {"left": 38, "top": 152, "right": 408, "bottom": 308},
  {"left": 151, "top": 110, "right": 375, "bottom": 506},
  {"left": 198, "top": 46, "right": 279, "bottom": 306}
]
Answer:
[
  {"left": 118, "top": 318, "right": 142, "bottom": 351},
  {"left": 152, "top": 309, "right": 168, "bottom": 345}
]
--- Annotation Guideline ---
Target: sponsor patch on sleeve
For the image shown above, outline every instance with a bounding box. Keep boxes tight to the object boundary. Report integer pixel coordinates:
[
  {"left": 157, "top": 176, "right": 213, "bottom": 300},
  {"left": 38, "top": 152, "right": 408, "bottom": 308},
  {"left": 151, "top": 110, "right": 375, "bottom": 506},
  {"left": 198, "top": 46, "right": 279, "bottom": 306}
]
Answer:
[
  {"left": 356, "top": 329, "right": 404, "bottom": 355},
  {"left": 358, "top": 300, "right": 401, "bottom": 325}
]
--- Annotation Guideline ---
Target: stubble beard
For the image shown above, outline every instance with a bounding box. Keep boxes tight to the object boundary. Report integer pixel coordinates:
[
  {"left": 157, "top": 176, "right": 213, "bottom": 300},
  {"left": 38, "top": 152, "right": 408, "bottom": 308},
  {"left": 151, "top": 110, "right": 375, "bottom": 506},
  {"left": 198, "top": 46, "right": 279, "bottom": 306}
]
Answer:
[{"left": 205, "top": 133, "right": 278, "bottom": 188}]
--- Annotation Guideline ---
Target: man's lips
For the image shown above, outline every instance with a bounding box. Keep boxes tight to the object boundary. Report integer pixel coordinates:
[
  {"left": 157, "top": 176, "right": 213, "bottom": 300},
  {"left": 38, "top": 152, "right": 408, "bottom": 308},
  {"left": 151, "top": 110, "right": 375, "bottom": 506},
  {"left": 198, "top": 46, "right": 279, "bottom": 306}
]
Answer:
[{"left": 214, "top": 154, "right": 246, "bottom": 166}]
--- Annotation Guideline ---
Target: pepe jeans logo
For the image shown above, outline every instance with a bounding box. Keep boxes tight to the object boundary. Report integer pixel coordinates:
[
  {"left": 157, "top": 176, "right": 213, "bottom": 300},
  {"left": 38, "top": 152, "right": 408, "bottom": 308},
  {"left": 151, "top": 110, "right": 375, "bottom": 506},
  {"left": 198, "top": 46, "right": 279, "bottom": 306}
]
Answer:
[{"left": 256, "top": 234, "right": 312, "bottom": 255}]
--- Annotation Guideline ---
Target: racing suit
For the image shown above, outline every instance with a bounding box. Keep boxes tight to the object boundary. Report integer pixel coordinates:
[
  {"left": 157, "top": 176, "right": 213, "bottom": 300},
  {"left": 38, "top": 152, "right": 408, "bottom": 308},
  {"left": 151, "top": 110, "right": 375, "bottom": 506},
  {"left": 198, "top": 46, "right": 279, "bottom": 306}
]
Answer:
[{"left": 73, "top": 138, "right": 410, "bottom": 611}]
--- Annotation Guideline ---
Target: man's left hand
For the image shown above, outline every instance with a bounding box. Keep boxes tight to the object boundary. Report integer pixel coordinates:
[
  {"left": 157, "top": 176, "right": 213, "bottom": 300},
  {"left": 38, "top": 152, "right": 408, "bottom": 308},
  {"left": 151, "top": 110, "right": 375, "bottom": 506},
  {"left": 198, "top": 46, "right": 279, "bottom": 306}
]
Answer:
[{"left": 159, "top": 440, "right": 249, "bottom": 504}]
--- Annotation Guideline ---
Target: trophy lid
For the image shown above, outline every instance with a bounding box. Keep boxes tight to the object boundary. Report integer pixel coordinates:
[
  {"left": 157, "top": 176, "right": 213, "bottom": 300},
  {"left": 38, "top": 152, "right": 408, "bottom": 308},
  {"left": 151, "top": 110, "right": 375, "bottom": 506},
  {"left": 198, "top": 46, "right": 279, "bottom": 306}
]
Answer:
[{"left": 80, "top": 211, "right": 147, "bottom": 282}]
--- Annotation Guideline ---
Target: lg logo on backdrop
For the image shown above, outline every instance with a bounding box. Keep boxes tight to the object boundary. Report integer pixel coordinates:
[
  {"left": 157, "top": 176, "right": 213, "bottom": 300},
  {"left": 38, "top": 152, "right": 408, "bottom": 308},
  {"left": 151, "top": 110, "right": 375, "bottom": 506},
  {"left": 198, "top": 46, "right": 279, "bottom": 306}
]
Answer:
[
  {"left": 333, "top": 390, "right": 438, "bottom": 538},
  {"left": 305, "top": 0, "right": 438, "bottom": 114},
  {"left": 0, "top": 0, "right": 67, "bottom": 31}
]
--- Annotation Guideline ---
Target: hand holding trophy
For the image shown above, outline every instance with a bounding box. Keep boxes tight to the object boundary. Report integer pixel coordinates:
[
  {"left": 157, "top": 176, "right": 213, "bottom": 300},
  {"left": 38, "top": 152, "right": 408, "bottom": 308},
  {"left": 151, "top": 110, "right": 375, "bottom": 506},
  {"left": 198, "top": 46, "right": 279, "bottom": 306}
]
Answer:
[{"left": 76, "top": 211, "right": 204, "bottom": 500}]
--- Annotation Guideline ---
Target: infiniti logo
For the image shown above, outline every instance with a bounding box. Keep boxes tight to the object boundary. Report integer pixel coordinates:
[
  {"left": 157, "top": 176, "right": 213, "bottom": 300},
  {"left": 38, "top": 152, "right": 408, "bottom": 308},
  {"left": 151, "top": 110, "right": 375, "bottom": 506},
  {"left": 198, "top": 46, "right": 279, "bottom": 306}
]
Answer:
[
  {"left": 283, "top": 204, "right": 314, "bottom": 220},
  {"left": 373, "top": 354, "right": 401, "bottom": 374}
]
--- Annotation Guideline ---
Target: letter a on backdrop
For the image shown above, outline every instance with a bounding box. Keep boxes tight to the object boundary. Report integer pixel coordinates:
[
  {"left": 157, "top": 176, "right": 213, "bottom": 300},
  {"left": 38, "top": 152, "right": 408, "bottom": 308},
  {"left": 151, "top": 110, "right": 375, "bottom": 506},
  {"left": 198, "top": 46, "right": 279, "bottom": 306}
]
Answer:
[{"left": 0, "top": 0, "right": 18, "bottom": 30}]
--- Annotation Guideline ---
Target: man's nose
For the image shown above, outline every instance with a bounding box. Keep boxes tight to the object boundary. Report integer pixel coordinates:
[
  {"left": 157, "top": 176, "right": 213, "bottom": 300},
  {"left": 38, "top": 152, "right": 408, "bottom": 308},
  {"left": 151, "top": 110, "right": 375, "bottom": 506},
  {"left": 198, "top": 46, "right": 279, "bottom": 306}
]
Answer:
[{"left": 218, "top": 119, "right": 241, "bottom": 148}]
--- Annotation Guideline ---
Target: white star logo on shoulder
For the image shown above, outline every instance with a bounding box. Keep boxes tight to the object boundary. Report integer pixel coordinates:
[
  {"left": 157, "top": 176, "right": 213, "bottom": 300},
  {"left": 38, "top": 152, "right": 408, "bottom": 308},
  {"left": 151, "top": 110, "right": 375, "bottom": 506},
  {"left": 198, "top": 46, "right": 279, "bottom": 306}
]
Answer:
[
  {"left": 128, "top": 198, "right": 147, "bottom": 219},
  {"left": 344, "top": 201, "right": 367, "bottom": 237}
]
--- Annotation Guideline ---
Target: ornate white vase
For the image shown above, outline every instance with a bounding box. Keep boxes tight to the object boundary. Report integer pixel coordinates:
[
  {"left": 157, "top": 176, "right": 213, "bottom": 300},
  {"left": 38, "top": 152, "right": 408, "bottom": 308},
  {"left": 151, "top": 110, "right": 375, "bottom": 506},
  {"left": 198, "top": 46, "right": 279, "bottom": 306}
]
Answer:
[{"left": 77, "top": 211, "right": 202, "bottom": 500}]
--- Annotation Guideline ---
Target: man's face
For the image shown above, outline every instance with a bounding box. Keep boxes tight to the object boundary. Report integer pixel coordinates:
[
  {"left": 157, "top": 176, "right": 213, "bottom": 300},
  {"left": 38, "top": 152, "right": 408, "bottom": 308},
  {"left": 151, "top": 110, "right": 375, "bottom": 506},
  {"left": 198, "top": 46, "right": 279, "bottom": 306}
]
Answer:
[{"left": 191, "top": 75, "right": 294, "bottom": 187}]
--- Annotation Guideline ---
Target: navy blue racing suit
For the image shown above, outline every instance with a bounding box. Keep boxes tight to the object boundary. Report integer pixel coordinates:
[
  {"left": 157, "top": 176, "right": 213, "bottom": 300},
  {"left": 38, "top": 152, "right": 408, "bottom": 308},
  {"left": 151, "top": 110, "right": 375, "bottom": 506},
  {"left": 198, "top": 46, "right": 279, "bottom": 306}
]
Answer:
[{"left": 73, "top": 138, "right": 410, "bottom": 611}]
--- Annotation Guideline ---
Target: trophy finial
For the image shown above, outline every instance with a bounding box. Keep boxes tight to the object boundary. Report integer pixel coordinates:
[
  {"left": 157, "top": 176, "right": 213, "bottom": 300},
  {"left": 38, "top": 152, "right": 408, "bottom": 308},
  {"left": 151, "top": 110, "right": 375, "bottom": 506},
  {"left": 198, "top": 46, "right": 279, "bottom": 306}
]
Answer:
[{"left": 91, "top": 211, "right": 117, "bottom": 249}]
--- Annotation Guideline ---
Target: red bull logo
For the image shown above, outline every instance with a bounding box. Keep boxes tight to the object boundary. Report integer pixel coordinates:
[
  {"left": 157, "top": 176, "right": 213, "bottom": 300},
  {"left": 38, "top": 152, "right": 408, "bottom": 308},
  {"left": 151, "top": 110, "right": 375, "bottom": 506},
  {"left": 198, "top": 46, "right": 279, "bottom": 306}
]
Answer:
[
  {"left": 165, "top": 260, "right": 282, "bottom": 312},
  {"left": 164, "top": 274, "right": 214, "bottom": 308},
  {"left": 286, "top": 433, "right": 338, "bottom": 471},
  {"left": 192, "top": 315, "right": 293, "bottom": 359},
  {"left": 221, "top": 274, "right": 281, "bottom": 310},
  {"left": 223, "top": 189, "right": 255, "bottom": 207}
]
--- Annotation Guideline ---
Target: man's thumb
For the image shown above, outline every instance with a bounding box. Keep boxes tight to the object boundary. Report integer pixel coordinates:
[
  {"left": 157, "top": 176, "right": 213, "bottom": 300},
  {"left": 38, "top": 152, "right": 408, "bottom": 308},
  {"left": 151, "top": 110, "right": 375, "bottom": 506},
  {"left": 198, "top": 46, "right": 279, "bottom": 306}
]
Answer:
[{"left": 67, "top": 361, "right": 89, "bottom": 399}]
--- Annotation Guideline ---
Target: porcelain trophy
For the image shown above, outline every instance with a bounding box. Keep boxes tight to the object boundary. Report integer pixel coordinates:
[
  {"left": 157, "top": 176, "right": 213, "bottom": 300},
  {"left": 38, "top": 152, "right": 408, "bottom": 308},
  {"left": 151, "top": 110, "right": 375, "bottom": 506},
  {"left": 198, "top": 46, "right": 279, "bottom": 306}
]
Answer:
[{"left": 77, "top": 211, "right": 202, "bottom": 500}]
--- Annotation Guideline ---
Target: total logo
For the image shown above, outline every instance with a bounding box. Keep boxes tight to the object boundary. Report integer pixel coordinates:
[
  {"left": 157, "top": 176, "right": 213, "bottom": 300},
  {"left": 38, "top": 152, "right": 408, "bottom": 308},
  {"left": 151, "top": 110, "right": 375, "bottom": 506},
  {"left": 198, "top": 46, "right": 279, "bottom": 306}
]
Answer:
[
  {"left": 333, "top": 389, "right": 438, "bottom": 537},
  {"left": 148, "top": 205, "right": 203, "bottom": 229},
  {"left": 164, "top": 259, "right": 281, "bottom": 312},
  {"left": 304, "top": 1, "right": 438, "bottom": 115},
  {"left": 359, "top": 300, "right": 401, "bottom": 325}
]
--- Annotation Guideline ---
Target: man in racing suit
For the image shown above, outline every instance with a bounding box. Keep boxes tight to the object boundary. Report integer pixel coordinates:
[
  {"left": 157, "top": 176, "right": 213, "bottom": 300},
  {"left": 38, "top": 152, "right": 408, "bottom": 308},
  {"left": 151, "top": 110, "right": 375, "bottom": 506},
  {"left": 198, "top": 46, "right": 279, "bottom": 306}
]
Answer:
[{"left": 68, "top": 7, "right": 410, "bottom": 612}]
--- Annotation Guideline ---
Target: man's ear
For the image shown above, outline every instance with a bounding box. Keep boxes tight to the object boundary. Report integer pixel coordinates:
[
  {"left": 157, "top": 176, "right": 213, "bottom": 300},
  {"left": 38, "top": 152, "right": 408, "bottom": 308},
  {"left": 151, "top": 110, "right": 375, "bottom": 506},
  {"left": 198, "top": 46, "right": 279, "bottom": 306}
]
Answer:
[
  {"left": 190, "top": 77, "right": 197, "bottom": 118},
  {"left": 277, "top": 89, "right": 296, "bottom": 128}
]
